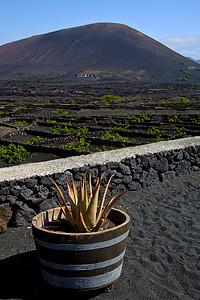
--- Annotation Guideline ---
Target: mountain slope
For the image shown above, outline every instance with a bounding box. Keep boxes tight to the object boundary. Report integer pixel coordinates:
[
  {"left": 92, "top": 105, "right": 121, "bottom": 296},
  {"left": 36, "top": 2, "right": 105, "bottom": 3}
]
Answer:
[{"left": 0, "top": 23, "right": 198, "bottom": 76}]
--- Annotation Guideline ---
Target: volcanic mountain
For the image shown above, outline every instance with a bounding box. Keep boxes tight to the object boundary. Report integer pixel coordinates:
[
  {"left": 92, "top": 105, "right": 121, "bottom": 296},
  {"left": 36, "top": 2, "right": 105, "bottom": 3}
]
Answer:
[{"left": 0, "top": 23, "right": 198, "bottom": 77}]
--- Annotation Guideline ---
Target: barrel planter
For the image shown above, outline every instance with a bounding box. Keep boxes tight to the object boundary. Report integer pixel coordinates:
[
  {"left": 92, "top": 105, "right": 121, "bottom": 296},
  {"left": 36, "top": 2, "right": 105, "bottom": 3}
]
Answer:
[{"left": 32, "top": 207, "right": 130, "bottom": 291}]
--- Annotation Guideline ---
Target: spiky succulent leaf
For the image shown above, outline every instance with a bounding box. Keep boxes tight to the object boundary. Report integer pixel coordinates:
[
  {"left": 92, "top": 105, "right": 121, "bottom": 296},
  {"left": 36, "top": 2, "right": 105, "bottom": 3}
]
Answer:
[
  {"left": 52, "top": 180, "right": 68, "bottom": 209},
  {"left": 55, "top": 198, "right": 76, "bottom": 230},
  {"left": 83, "top": 174, "right": 89, "bottom": 213},
  {"left": 93, "top": 190, "right": 128, "bottom": 231},
  {"left": 84, "top": 174, "right": 104, "bottom": 229},
  {"left": 75, "top": 207, "right": 89, "bottom": 232},
  {"left": 96, "top": 173, "right": 115, "bottom": 224},
  {"left": 78, "top": 176, "right": 86, "bottom": 218},
  {"left": 95, "top": 191, "right": 128, "bottom": 231},
  {"left": 89, "top": 172, "right": 92, "bottom": 200},
  {"left": 62, "top": 177, "right": 77, "bottom": 221},
  {"left": 72, "top": 176, "right": 78, "bottom": 205}
]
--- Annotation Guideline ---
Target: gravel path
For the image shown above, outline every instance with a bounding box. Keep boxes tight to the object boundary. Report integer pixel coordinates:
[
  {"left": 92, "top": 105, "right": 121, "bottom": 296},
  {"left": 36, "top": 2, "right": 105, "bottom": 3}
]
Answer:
[{"left": 1, "top": 171, "right": 200, "bottom": 299}]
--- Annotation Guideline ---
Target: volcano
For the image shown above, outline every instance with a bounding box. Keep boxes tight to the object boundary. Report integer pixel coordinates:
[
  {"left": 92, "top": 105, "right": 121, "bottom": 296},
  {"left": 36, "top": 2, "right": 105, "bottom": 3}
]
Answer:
[{"left": 0, "top": 22, "right": 198, "bottom": 77}]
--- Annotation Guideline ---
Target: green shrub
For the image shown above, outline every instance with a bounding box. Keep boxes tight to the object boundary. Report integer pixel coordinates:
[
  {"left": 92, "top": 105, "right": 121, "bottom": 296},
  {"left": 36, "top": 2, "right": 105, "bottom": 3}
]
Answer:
[
  {"left": 0, "top": 111, "right": 8, "bottom": 117},
  {"left": 50, "top": 125, "right": 88, "bottom": 136},
  {"left": 0, "top": 144, "right": 32, "bottom": 163},
  {"left": 109, "top": 118, "right": 130, "bottom": 131},
  {"left": 170, "top": 97, "right": 189, "bottom": 103},
  {"left": 75, "top": 127, "right": 89, "bottom": 136},
  {"left": 168, "top": 114, "right": 182, "bottom": 123},
  {"left": 99, "top": 95, "right": 125, "bottom": 102},
  {"left": 52, "top": 109, "right": 69, "bottom": 114},
  {"left": 50, "top": 125, "right": 72, "bottom": 134},
  {"left": 60, "top": 138, "right": 90, "bottom": 152},
  {"left": 102, "top": 132, "right": 132, "bottom": 143},
  {"left": 147, "top": 127, "right": 162, "bottom": 135},
  {"left": 42, "top": 117, "right": 57, "bottom": 123},
  {"left": 96, "top": 145, "right": 115, "bottom": 152},
  {"left": 191, "top": 116, "right": 200, "bottom": 123},
  {"left": 11, "top": 120, "right": 28, "bottom": 126},
  {"left": 177, "top": 78, "right": 188, "bottom": 81},
  {"left": 26, "top": 136, "right": 44, "bottom": 145},
  {"left": 131, "top": 115, "right": 151, "bottom": 122},
  {"left": 109, "top": 125, "right": 129, "bottom": 131},
  {"left": 176, "top": 127, "right": 191, "bottom": 138}
]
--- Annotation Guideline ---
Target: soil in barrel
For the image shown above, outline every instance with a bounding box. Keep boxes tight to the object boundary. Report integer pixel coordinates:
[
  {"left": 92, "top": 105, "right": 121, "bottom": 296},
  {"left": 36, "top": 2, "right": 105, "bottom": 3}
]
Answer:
[{"left": 43, "top": 219, "right": 116, "bottom": 233}]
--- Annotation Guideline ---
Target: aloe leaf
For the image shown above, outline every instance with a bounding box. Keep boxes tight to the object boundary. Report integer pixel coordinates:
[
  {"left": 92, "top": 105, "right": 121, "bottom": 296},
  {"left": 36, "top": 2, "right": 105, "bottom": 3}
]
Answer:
[
  {"left": 101, "top": 219, "right": 109, "bottom": 230},
  {"left": 96, "top": 173, "right": 115, "bottom": 223},
  {"left": 55, "top": 197, "right": 76, "bottom": 230},
  {"left": 89, "top": 172, "right": 92, "bottom": 202},
  {"left": 94, "top": 190, "right": 128, "bottom": 231},
  {"left": 65, "top": 176, "right": 77, "bottom": 221},
  {"left": 102, "top": 190, "right": 128, "bottom": 220},
  {"left": 52, "top": 180, "right": 68, "bottom": 207},
  {"left": 91, "top": 217, "right": 105, "bottom": 232},
  {"left": 92, "top": 218, "right": 109, "bottom": 232},
  {"left": 52, "top": 179, "right": 77, "bottom": 224},
  {"left": 66, "top": 176, "right": 76, "bottom": 204},
  {"left": 79, "top": 210, "right": 89, "bottom": 232},
  {"left": 55, "top": 197, "right": 68, "bottom": 219},
  {"left": 85, "top": 174, "right": 104, "bottom": 229},
  {"left": 72, "top": 176, "right": 78, "bottom": 205},
  {"left": 71, "top": 175, "right": 79, "bottom": 220},
  {"left": 94, "top": 176, "right": 100, "bottom": 191},
  {"left": 78, "top": 176, "right": 85, "bottom": 217},
  {"left": 83, "top": 174, "right": 89, "bottom": 213},
  {"left": 75, "top": 207, "right": 89, "bottom": 232}
]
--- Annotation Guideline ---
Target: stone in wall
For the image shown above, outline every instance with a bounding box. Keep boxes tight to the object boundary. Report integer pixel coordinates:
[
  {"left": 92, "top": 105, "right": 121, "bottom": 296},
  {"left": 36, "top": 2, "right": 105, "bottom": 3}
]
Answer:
[
  {"left": 127, "top": 182, "right": 141, "bottom": 191},
  {"left": 176, "top": 161, "right": 192, "bottom": 176},
  {"left": 142, "top": 168, "right": 160, "bottom": 188},
  {"left": 0, "top": 203, "right": 12, "bottom": 233},
  {"left": 111, "top": 184, "right": 127, "bottom": 196},
  {"left": 118, "top": 162, "right": 131, "bottom": 175},
  {"left": 154, "top": 157, "right": 169, "bottom": 173},
  {"left": 160, "top": 171, "right": 176, "bottom": 183},
  {"left": 13, "top": 203, "right": 36, "bottom": 227},
  {"left": 39, "top": 197, "right": 58, "bottom": 213},
  {"left": 129, "top": 158, "right": 137, "bottom": 171}
]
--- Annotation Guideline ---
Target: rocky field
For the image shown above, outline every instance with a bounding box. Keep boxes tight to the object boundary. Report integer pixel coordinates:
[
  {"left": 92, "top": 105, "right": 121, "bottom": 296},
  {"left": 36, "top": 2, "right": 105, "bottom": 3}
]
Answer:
[{"left": 0, "top": 79, "right": 200, "bottom": 167}]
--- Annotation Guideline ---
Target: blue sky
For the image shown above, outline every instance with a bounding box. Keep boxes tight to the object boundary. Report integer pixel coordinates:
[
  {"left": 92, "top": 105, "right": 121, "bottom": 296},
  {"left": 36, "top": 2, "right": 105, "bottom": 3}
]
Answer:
[{"left": 1, "top": 0, "right": 200, "bottom": 59}]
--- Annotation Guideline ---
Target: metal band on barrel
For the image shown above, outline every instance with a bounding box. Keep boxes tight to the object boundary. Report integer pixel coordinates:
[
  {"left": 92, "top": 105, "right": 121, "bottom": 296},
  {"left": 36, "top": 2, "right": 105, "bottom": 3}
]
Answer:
[
  {"left": 38, "top": 249, "right": 126, "bottom": 270},
  {"left": 34, "top": 230, "right": 129, "bottom": 251},
  {"left": 40, "top": 264, "right": 123, "bottom": 289}
]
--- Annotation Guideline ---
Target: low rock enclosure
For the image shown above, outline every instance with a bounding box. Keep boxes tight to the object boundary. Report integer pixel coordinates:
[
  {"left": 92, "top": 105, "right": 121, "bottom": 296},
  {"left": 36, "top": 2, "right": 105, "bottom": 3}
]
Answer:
[{"left": 0, "top": 137, "right": 200, "bottom": 231}]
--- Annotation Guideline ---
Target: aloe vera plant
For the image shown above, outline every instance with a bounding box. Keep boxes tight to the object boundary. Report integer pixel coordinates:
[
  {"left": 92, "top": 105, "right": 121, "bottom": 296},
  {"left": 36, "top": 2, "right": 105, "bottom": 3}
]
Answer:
[{"left": 52, "top": 173, "right": 128, "bottom": 232}]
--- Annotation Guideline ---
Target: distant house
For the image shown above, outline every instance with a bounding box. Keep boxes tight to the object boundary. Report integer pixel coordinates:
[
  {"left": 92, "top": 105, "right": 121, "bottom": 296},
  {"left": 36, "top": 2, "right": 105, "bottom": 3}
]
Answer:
[{"left": 76, "top": 74, "right": 99, "bottom": 78}]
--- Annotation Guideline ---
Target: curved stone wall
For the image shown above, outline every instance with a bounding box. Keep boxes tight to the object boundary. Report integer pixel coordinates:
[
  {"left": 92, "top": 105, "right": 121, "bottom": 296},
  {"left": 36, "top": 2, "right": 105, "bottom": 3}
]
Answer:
[{"left": 0, "top": 136, "right": 200, "bottom": 229}]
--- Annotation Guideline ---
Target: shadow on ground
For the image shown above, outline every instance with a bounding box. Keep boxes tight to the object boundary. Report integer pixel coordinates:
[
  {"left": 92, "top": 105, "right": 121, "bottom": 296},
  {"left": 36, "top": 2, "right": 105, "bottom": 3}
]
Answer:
[{"left": 0, "top": 251, "right": 108, "bottom": 300}]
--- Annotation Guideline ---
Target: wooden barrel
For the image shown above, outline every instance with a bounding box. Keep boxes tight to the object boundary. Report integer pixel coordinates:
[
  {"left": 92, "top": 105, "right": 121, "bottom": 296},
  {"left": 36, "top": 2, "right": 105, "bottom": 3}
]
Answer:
[{"left": 32, "top": 207, "right": 130, "bottom": 291}]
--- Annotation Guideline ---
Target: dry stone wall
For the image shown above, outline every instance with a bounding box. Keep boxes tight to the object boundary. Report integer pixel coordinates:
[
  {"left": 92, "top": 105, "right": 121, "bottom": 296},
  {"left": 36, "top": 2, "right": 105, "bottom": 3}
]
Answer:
[{"left": 0, "top": 137, "right": 200, "bottom": 230}]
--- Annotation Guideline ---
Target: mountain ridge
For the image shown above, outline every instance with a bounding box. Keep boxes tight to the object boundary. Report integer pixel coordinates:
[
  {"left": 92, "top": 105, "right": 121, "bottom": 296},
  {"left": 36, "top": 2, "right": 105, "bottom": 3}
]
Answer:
[{"left": 0, "top": 22, "right": 199, "bottom": 79}]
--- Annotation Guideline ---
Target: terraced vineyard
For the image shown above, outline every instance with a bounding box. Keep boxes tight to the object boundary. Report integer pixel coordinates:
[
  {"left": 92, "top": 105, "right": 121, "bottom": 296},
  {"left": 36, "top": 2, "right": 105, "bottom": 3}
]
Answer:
[{"left": 0, "top": 80, "right": 200, "bottom": 167}]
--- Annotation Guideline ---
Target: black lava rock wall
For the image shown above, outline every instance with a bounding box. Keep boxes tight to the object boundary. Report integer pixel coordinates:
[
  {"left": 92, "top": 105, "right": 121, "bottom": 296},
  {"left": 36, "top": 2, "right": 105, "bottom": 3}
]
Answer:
[{"left": 0, "top": 145, "right": 200, "bottom": 227}]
